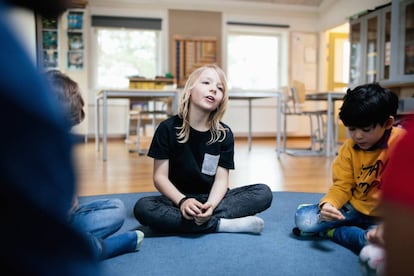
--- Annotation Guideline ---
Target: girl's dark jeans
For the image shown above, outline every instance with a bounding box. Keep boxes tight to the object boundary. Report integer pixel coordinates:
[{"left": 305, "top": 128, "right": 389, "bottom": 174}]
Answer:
[{"left": 134, "top": 184, "right": 273, "bottom": 234}]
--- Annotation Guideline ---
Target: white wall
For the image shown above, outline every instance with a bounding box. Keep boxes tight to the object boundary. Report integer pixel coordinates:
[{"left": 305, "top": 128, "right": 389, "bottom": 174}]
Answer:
[{"left": 318, "top": 0, "right": 391, "bottom": 31}]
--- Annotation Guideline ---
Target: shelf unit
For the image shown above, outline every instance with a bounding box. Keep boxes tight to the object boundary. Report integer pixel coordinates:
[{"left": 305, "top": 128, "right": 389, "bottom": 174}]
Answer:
[
  {"left": 349, "top": 3, "right": 391, "bottom": 85},
  {"left": 400, "top": 0, "right": 414, "bottom": 76},
  {"left": 128, "top": 78, "right": 175, "bottom": 89},
  {"left": 37, "top": 16, "right": 60, "bottom": 69},
  {"left": 66, "top": 9, "right": 85, "bottom": 70},
  {"left": 173, "top": 36, "right": 217, "bottom": 87},
  {"left": 36, "top": 8, "right": 86, "bottom": 71}
]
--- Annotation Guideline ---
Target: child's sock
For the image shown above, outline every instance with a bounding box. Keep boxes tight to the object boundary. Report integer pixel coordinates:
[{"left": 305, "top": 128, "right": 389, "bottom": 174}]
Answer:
[
  {"left": 319, "top": 228, "right": 335, "bottom": 239},
  {"left": 135, "top": 230, "right": 145, "bottom": 251},
  {"left": 318, "top": 228, "right": 335, "bottom": 238},
  {"left": 100, "top": 230, "right": 145, "bottom": 259},
  {"left": 326, "top": 228, "right": 335, "bottom": 238},
  {"left": 218, "top": 216, "right": 264, "bottom": 234},
  {"left": 359, "top": 244, "right": 385, "bottom": 276}
]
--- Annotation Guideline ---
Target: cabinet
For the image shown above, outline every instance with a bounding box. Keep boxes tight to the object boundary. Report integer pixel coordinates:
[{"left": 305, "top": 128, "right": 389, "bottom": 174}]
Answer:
[
  {"left": 350, "top": 0, "right": 414, "bottom": 88},
  {"left": 349, "top": 21, "right": 361, "bottom": 84},
  {"left": 349, "top": 3, "right": 391, "bottom": 85},
  {"left": 398, "top": 0, "right": 414, "bottom": 76}
]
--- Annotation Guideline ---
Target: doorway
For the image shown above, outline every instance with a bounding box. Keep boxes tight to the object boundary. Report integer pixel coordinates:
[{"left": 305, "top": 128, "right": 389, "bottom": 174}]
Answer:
[
  {"left": 328, "top": 32, "right": 349, "bottom": 91},
  {"left": 326, "top": 25, "right": 350, "bottom": 141}
]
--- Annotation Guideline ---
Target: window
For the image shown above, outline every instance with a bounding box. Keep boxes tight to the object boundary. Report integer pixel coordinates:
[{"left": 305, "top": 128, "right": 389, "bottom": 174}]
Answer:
[
  {"left": 91, "top": 16, "right": 162, "bottom": 89},
  {"left": 226, "top": 25, "right": 288, "bottom": 90},
  {"left": 95, "top": 28, "right": 160, "bottom": 88}
]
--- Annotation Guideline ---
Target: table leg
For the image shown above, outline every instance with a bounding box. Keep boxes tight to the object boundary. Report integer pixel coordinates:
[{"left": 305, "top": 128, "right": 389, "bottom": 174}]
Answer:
[
  {"left": 248, "top": 98, "right": 252, "bottom": 151},
  {"left": 95, "top": 96, "right": 100, "bottom": 152},
  {"left": 103, "top": 93, "right": 108, "bottom": 161},
  {"left": 276, "top": 93, "right": 281, "bottom": 159},
  {"left": 173, "top": 93, "right": 179, "bottom": 114},
  {"left": 326, "top": 94, "right": 333, "bottom": 157}
]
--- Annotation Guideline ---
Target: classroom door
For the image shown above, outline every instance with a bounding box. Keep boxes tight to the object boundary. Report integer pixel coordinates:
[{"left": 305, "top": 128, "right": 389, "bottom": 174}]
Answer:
[
  {"left": 328, "top": 33, "right": 349, "bottom": 91},
  {"left": 327, "top": 32, "right": 349, "bottom": 140}
]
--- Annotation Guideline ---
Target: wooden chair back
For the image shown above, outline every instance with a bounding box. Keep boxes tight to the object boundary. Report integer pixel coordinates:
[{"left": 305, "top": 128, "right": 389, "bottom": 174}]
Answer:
[{"left": 291, "top": 80, "right": 307, "bottom": 104}]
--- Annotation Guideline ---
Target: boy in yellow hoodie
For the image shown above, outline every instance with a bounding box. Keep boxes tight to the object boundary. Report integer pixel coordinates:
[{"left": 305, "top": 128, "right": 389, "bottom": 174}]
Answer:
[{"left": 293, "top": 83, "right": 405, "bottom": 254}]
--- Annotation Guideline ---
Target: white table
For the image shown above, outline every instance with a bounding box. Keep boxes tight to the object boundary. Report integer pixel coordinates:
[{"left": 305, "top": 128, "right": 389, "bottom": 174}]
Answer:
[
  {"left": 306, "top": 91, "right": 346, "bottom": 157},
  {"left": 228, "top": 89, "right": 283, "bottom": 158},
  {"left": 96, "top": 89, "right": 283, "bottom": 161},
  {"left": 95, "top": 89, "right": 179, "bottom": 161}
]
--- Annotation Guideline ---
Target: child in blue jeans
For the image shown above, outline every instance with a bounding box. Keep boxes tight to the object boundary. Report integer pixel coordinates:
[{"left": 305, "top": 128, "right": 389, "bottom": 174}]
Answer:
[
  {"left": 292, "top": 83, "right": 405, "bottom": 254},
  {"left": 47, "top": 70, "right": 144, "bottom": 259},
  {"left": 69, "top": 197, "right": 143, "bottom": 259}
]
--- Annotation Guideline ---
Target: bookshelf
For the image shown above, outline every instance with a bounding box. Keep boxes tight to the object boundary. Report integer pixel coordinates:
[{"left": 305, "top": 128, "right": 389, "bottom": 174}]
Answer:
[{"left": 173, "top": 36, "right": 217, "bottom": 87}]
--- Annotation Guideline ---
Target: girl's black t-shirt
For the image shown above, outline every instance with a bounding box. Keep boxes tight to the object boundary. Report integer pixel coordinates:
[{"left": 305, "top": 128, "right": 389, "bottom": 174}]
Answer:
[{"left": 148, "top": 115, "right": 235, "bottom": 194}]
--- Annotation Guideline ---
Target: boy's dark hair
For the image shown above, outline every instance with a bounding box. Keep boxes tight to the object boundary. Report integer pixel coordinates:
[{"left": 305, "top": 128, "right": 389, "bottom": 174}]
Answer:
[
  {"left": 339, "top": 83, "right": 399, "bottom": 128},
  {"left": 46, "top": 70, "right": 85, "bottom": 126}
]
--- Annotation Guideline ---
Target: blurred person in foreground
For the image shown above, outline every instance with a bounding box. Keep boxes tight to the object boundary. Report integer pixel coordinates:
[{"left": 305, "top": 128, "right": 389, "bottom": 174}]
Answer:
[
  {"left": 382, "top": 116, "right": 414, "bottom": 275},
  {"left": 0, "top": 0, "right": 99, "bottom": 274},
  {"left": 360, "top": 116, "right": 414, "bottom": 275}
]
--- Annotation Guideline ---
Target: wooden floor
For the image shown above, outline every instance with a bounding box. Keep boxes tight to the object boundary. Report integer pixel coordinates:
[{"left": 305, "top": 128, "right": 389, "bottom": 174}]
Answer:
[{"left": 74, "top": 137, "right": 336, "bottom": 196}]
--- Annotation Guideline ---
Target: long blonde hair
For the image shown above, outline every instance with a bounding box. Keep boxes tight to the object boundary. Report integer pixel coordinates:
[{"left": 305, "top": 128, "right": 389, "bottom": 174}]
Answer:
[{"left": 176, "top": 64, "right": 229, "bottom": 144}]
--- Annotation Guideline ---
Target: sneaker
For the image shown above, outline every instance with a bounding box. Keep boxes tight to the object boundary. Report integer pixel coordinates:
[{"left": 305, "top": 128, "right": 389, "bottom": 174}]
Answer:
[
  {"left": 297, "top": 203, "right": 313, "bottom": 210},
  {"left": 292, "top": 227, "right": 319, "bottom": 237},
  {"left": 135, "top": 230, "right": 145, "bottom": 251}
]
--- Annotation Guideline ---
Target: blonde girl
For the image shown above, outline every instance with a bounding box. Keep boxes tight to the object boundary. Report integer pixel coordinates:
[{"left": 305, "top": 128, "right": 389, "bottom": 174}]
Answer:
[{"left": 134, "top": 64, "right": 272, "bottom": 234}]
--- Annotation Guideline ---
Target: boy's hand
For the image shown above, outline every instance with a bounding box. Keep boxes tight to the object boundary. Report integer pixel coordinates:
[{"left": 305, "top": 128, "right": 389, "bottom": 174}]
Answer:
[
  {"left": 319, "top": 203, "right": 345, "bottom": 221},
  {"left": 366, "top": 224, "right": 385, "bottom": 246}
]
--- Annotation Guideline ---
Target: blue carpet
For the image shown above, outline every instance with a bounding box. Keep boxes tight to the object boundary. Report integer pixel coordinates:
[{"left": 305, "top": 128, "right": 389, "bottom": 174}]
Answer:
[{"left": 79, "top": 192, "right": 361, "bottom": 276}]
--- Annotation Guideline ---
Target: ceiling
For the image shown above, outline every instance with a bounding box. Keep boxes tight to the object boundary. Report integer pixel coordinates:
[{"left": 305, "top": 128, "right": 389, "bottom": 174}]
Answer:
[
  {"left": 88, "top": 0, "right": 328, "bottom": 10},
  {"left": 221, "top": 0, "right": 324, "bottom": 7}
]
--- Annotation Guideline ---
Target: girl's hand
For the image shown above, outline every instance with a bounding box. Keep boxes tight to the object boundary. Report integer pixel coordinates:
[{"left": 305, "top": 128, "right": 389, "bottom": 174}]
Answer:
[
  {"left": 180, "top": 198, "right": 203, "bottom": 220},
  {"left": 194, "top": 202, "right": 213, "bottom": 226},
  {"left": 319, "top": 203, "right": 345, "bottom": 221}
]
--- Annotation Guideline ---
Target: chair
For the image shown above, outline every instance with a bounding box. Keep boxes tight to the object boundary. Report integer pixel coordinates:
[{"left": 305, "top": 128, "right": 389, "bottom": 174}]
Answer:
[
  {"left": 125, "top": 100, "right": 170, "bottom": 155},
  {"left": 282, "top": 80, "right": 327, "bottom": 156}
]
